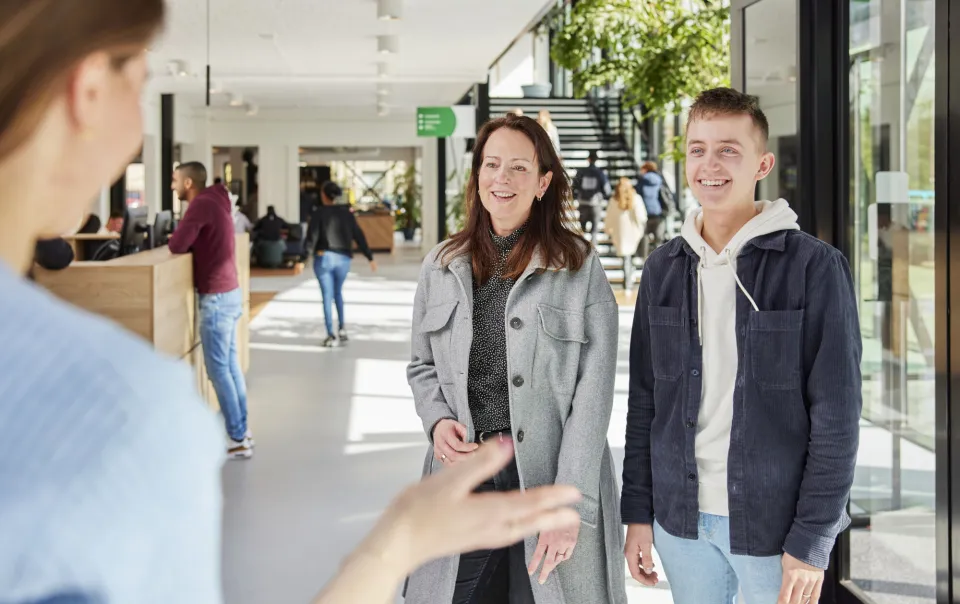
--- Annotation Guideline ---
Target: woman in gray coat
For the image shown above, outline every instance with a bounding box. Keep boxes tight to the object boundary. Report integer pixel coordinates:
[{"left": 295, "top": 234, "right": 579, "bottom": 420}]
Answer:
[{"left": 406, "top": 114, "right": 627, "bottom": 604}]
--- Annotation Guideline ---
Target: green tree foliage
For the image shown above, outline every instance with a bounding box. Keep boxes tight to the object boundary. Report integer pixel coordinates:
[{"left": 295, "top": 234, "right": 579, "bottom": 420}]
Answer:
[{"left": 551, "top": 0, "right": 731, "bottom": 119}]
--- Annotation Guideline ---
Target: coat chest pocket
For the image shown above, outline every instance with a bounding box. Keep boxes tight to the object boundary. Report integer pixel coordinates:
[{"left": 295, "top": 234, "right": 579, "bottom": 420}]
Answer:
[
  {"left": 648, "top": 306, "right": 684, "bottom": 381},
  {"left": 748, "top": 309, "right": 804, "bottom": 390},
  {"left": 420, "top": 300, "right": 459, "bottom": 384},
  {"left": 536, "top": 304, "right": 588, "bottom": 394}
]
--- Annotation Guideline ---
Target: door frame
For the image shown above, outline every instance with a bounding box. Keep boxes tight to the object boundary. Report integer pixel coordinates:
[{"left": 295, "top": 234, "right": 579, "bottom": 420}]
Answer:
[{"left": 734, "top": 0, "right": 954, "bottom": 601}]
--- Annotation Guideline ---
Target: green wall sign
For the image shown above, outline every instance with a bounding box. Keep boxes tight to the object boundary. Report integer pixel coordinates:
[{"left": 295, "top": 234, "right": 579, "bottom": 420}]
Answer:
[
  {"left": 417, "top": 107, "right": 456, "bottom": 137},
  {"left": 416, "top": 106, "right": 476, "bottom": 138}
]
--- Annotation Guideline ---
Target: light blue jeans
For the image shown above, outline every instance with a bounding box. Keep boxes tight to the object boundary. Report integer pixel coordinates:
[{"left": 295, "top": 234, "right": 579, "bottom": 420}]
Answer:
[
  {"left": 654, "top": 514, "right": 782, "bottom": 604},
  {"left": 313, "top": 252, "right": 352, "bottom": 337},
  {"left": 198, "top": 288, "right": 247, "bottom": 442}
]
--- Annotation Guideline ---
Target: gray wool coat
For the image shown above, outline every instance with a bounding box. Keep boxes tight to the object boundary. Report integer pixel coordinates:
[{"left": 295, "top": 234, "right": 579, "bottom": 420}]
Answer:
[{"left": 405, "top": 242, "right": 627, "bottom": 604}]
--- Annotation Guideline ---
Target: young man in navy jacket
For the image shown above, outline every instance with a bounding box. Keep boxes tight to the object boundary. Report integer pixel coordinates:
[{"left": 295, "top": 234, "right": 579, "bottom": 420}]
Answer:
[{"left": 622, "top": 88, "right": 862, "bottom": 604}]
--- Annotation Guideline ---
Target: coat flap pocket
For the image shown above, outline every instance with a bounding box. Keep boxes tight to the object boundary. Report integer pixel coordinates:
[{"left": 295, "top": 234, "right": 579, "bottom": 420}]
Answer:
[
  {"left": 537, "top": 304, "right": 588, "bottom": 343},
  {"left": 420, "top": 301, "right": 458, "bottom": 333},
  {"left": 576, "top": 494, "right": 599, "bottom": 528},
  {"left": 648, "top": 305, "right": 683, "bottom": 326},
  {"left": 749, "top": 309, "right": 804, "bottom": 332}
]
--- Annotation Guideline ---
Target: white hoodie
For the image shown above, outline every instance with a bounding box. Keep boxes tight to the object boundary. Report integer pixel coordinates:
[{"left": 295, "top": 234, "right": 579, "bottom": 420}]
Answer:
[{"left": 681, "top": 199, "right": 800, "bottom": 516}]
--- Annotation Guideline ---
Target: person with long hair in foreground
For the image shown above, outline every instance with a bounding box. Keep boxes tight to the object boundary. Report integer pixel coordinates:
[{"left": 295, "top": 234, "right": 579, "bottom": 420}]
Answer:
[{"left": 0, "top": 2, "right": 581, "bottom": 603}]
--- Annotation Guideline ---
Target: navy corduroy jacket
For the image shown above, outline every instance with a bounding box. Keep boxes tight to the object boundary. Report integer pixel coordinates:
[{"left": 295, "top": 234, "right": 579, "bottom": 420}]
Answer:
[{"left": 621, "top": 229, "right": 862, "bottom": 569}]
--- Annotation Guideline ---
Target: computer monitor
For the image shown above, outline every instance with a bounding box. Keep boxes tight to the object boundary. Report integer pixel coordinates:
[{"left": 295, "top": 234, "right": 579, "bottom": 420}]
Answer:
[
  {"left": 118, "top": 206, "right": 150, "bottom": 256},
  {"left": 152, "top": 210, "right": 173, "bottom": 248}
]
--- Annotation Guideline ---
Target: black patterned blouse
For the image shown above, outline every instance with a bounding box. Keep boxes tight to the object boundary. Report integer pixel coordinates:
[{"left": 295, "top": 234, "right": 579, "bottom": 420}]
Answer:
[{"left": 467, "top": 224, "right": 526, "bottom": 433}]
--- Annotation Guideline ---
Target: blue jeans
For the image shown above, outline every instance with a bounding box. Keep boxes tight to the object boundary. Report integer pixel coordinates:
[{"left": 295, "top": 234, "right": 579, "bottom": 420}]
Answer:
[
  {"left": 198, "top": 288, "right": 247, "bottom": 442},
  {"left": 654, "top": 514, "right": 782, "bottom": 604},
  {"left": 313, "top": 252, "right": 351, "bottom": 337}
]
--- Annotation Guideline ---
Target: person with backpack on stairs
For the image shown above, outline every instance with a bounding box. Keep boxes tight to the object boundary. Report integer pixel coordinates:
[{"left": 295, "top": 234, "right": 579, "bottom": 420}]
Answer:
[
  {"left": 572, "top": 150, "right": 611, "bottom": 246},
  {"left": 638, "top": 161, "right": 670, "bottom": 258}
]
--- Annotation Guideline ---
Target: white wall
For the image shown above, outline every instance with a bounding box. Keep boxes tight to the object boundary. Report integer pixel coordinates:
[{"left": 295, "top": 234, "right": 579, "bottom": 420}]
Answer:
[{"left": 489, "top": 32, "right": 535, "bottom": 97}]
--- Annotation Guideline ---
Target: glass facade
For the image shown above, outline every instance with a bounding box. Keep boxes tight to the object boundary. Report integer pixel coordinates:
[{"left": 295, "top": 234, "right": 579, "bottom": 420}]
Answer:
[{"left": 848, "top": 0, "right": 936, "bottom": 601}]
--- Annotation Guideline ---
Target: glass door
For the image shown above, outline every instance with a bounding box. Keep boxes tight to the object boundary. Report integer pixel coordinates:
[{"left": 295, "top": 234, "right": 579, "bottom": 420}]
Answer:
[{"left": 844, "top": 0, "right": 937, "bottom": 601}]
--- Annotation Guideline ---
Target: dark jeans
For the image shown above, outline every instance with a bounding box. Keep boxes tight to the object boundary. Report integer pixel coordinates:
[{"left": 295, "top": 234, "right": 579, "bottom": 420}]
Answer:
[
  {"left": 578, "top": 203, "right": 599, "bottom": 244},
  {"left": 453, "top": 455, "right": 535, "bottom": 604}
]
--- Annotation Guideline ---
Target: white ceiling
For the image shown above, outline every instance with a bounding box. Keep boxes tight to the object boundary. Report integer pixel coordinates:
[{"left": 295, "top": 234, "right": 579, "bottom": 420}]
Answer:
[{"left": 147, "top": 0, "right": 551, "bottom": 115}]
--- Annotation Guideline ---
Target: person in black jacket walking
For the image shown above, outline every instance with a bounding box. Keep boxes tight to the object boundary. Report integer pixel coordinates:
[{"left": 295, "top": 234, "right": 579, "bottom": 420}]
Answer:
[{"left": 307, "top": 181, "right": 377, "bottom": 347}]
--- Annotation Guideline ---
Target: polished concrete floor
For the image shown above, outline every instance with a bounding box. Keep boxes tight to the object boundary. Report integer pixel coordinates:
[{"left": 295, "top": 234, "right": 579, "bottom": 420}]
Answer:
[{"left": 221, "top": 246, "right": 674, "bottom": 603}]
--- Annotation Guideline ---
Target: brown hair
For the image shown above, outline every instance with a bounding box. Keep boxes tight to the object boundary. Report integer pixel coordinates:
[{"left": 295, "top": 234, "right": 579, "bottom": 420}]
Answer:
[
  {"left": 0, "top": 0, "right": 165, "bottom": 162},
  {"left": 611, "top": 177, "right": 637, "bottom": 211},
  {"left": 439, "top": 114, "right": 588, "bottom": 284},
  {"left": 640, "top": 160, "right": 659, "bottom": 174},
  {"left": 687, "top": 87, "right": 770, "bottom": 146}
]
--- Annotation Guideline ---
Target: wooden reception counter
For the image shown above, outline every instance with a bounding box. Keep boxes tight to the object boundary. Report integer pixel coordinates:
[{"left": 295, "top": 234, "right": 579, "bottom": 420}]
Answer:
[{"left": 34, "top": 234, "right": 251, "bottom": 409}]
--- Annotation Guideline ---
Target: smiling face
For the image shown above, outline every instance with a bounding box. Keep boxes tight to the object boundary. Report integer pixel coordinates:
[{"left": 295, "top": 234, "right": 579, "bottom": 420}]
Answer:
[
  {"left": 477, "top": 127, "right": 553, "bottom": 235},
  {"left": 685, "top": 113, "right": 775, "bottom": 212}
]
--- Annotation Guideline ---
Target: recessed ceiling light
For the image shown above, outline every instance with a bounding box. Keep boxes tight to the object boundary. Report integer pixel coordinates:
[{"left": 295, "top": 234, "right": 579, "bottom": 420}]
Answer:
[
  {"left": 377, "top": 85, "right": 390, "bottom": 96},
  {"left": 377, "top": 63, "right": 389, "bottom": 79},
  {"left": 229, "top": 93, "right": 244, "bottom": 107},
  {"left": 377, "top": 0, "right": 402, "bottom": 21},
  {"left": 377, "top": 35, "right": 399, "bottom": 55},
  {"left": 377, "top": 102, "right": 390, "bottom": 117}
]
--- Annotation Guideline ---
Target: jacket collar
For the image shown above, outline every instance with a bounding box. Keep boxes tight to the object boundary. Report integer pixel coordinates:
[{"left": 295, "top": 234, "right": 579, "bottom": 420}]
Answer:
[
  {"left": 446, "top": 247, "right": 564, "bottom": 274},
  {"left": 669, "top": 230, "right": 788, "bottom": 258}
]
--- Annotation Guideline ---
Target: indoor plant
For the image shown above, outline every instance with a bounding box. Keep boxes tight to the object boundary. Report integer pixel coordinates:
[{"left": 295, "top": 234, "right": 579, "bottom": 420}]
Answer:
[{"left": 394, "top": 164, "right": 421, "bottom": 241}]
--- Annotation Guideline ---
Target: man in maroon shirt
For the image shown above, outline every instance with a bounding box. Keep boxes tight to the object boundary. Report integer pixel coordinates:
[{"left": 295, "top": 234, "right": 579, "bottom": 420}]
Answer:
[{"left": 169, "top": 162, "right": 252, "bottom": 459}]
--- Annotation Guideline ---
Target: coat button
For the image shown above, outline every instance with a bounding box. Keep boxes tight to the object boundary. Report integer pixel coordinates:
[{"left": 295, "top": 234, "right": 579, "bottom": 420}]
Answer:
[
  {"left": 517, "top": 430, "right": 525, "bottom": 442},
  {"left": 685, "top": 420, "right": 696, "bottom": 429},
  {"left": 688, "top": 473, "right": 697, "bottom": 482},
  {"left": 510, "top": 317, "right": 523, "bottom": 330},
  {"left": 692, "top": 369, "right": 700, "bottom": 377},
  {"left": 512, "top": 376, "right": 524, "bottom": 387}
]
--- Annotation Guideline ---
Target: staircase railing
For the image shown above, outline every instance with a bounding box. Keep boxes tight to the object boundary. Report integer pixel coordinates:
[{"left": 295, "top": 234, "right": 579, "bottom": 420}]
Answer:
[{"left": 586, "top": 89, "right": 649, "bottom": 178}]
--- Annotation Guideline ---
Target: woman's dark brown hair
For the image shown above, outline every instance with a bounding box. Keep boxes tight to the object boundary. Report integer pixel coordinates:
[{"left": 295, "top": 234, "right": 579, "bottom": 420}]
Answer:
[
  {"left": 0, "top": 0, "right": 165, "bottom": 162},
  {"left": 439, "top": 114, "right": 588, "bottom": 283}
]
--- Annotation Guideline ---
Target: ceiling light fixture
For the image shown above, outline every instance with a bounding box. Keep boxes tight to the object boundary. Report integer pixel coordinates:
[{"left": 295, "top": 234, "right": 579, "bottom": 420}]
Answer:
[
  {"left": 229, "top": 93, "right": 244, "bottom": 107},
  {"left": 377, "top": 63, "right": 389, "bottom": 79},
  {"left": 377, "top": 35, "right": 399, "bottom": 55},
  {"left": 376, "top": 84, "right": 391, "bottom": 96},
  {"left": 377, "top": 102, "right": 390, "bottom": 117},
  {"left": 245, "top": 103, "right": 259, "bottom": 116},
  {"left": 377, "top": 0, "right": 402, "bottom": 21}
]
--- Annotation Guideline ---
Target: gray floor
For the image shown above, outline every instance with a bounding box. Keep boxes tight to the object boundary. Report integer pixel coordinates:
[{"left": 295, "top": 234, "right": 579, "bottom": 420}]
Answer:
[{"left": 221, "top": 247, "right": 673, "bottom": 603}]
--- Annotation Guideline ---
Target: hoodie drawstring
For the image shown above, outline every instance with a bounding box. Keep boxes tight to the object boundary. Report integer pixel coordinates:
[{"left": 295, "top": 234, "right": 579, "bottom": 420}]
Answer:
[
  {"left": 696, "top": 248, "right": 760, "bottom": 344},
  {"left": 726, "top": 249, "right": 760, "bottom": 312}
]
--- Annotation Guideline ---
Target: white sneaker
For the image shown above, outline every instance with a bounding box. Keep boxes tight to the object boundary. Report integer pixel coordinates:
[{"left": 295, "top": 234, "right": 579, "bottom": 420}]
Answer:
[
  {"left": 244, "top": 429, "right": 255, "bottom": 448},
  {"left": 228, "top": 438, "right": 253, "bottom": 459}
]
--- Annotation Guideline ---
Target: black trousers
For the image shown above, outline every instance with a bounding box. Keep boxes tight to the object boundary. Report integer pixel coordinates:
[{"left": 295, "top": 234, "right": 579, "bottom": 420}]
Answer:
[
  {"left": 452, "top": 458, "right": 536, "bottom": 604},
  {"left": 578, "top": 203, "right": 599, "bottom": 244}
]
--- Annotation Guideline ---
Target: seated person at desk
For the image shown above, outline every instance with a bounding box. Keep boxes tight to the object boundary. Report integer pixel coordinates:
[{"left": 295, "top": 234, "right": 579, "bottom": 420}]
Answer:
[
  {"left": 169, "top": 161, "right": 253, "bottom": 460},
  {"left": 105, "top": 210, "right": 123, "bottom": 233},
  {"left": 252, "top": 205, "right": 288, "bottom": 268}
]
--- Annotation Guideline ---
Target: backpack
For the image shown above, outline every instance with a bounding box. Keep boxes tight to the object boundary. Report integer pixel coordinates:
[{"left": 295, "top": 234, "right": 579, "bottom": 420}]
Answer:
[
  {"left": 658, "top": 179, "right": 678, "bottom": 215},
  {"left": 577, "top": 167, "right": 604, "bottom": 201}
]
